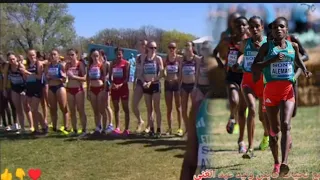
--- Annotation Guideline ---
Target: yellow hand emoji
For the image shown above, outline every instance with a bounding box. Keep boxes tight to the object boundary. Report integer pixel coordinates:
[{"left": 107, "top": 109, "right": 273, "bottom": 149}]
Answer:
[
  {"left": 1, "top": 169, "right": 12, "bottom": 180},
  {"left": 15, "top": 168, "right": 25, "bottom": 180}
]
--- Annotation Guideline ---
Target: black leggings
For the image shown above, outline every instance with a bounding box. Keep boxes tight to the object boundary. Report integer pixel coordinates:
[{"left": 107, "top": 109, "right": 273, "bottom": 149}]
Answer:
[{"left": 0, "top": 91, "right": 16, "bottom": 126}]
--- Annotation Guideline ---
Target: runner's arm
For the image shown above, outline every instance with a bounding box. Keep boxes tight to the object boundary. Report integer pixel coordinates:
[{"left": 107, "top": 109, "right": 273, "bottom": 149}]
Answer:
[
  {"left": 180, "top": 101, "right": 199, "bottom": 180},
  {"left": 213, "top": 40, "right": 225, "bottom": 68},
  {"left": 72, "top": 62, "right": 87, "bottom": 82},
  {"left": 156, "top": 56, "right": 164, "bottom": 81},
  {"left": 291, "top": 35, "right": 309, "bottom": 62},
  {"left": 59, "top": 63, "right": 67, "bottom": 83},
  {"left": 251, "top": 43, "right": 269, "bottom": 82},
  {"left": 178, "top": 57, "right": 183, "bottom": 86},
  {"left": 125, "top": 61, "right": 130, "bottom": 83},
  {"left": 86, "top": 66, "right": 91, "bottom": 93},
  {"left": 292, "top": 42, "right": 309, "bottom": 76},
  {"left": 194, "top": 57, "right": 200, "bottom": 87},
  {"left": 36, "top": 62, "right": 44, "bottom": 80}
]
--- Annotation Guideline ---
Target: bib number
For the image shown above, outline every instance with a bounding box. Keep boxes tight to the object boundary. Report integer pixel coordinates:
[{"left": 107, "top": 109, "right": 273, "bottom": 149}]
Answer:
[
  {"left": 182, "top": 66, "right": 195, "bottom": 75},
  {"left": 144, "top": 63, "right": 156, "bottom": 74},
  {"left": 271, "top": 62, "right": 293, "bottom": 78},
  {"left": 227, "top": 50, "right": 238, "bottom": 67},
  {"left": 113, "top": 67, "right": 124, "bottom": 78},
  {"left": 89, "top": 67, "right": 101, "bottom": 79},
  {"left": 244, "top": 56, "right": 255, "bottom": 71},
  {"left": 48, "top": 68, "right": 59, "bottom": 77},
  {"left": 167, "top": 65, "right": 178, "bottom": 74}
]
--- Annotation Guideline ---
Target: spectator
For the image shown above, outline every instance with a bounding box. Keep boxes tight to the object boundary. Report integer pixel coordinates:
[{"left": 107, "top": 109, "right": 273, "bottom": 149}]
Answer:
[
  {"left": 127, "top": 53, "right": 136, "bottom": 83},
  {"left": 99, "top": 49, "right": 107, "bottom": 62},
  {"left": 259, "top": 4, "right": 276, "bottom": 34}
]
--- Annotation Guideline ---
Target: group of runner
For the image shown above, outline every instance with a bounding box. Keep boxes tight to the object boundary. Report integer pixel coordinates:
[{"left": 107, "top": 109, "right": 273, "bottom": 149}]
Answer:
[
  {"left": 181, "top": 13, "right": 311, "bottom": 179},
  {"left": 0, "top": 38, "right": 212, "bottom": 140}
]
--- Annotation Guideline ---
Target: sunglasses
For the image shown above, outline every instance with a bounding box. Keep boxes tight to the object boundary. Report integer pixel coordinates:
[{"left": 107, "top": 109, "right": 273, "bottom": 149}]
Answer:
[
  {"left": 168, "top": 46, "right": 176, "bottom": 49},
  {"left": 149, "top": 47, "right": 157, "bottom": 50}
]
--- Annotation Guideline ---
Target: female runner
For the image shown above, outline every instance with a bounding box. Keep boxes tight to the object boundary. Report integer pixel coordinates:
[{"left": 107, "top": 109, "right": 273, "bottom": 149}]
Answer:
[
  {"left": 109, "top": 47, "right": 130, "bottom": 135},
  {"left": 236, "top": 16, "right": 269, "bottom": 158},
  {"left": 3, "top": 52, "right": 27, "bottom": 134},
  {"left": 252, "top": 17, "right": 311, "bottom": 177},
  {"left": 132, "top": 40, "right": 153, "bottom": 133},
  {"left": 267, "top": 22, "right": 310, "bottom": 118},
  {"left": 215, "top": 16, "right": 249, "bottom": 153},
  {"left": 180, "top": 41, "right": 200, "bottom": 136},
  {"left": 0, "top": 55, "right": 14, "bottom": 131},
  {"left": 140, "top": 41, "right": 164, "bottom": 138},
  {"left": 87, "top": 49, "right": 107, "bottom": 134},
  {"left": 22, "top": 49, "right": 47, "bottom": 134},
  {"left": 45, "top": 49, "right": 69, "bottom": 134},
  {"left": 163, "top": 42, "right": 183, "bottom": 136},
  {"left": 65, "top": 48, "right": 87, "bottom": 136}
]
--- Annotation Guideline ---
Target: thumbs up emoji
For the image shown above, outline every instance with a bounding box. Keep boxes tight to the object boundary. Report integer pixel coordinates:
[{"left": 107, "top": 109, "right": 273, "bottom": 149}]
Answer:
[
  {"left": 15, "top": 168, "right": 25, "bottom": 180},
  {"left": 1, "top": 169, "right": 12, "bottom": 180}
]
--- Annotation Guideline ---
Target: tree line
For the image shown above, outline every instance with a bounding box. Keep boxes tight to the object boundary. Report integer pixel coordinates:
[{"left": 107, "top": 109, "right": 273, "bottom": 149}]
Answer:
[{"left": 0, "top": 3, "right": 197, "bottom": 56}]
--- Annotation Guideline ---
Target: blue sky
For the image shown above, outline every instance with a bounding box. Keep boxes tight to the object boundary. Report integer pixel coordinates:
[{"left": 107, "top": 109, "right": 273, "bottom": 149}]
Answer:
[
  {"left": 68, "top": 3, "right": 210, "bottom": 38},
  {"left": 68, "top": 3, "right": 320, "bottom": 39}
]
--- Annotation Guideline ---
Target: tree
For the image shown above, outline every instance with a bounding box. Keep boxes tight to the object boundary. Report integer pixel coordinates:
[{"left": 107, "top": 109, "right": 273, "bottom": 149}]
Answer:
[
  {"left": 2, "top": 3, "right": 76, "bottom": 53},
  {"left": 160, "top": 30, "right": 196, "bottom": 53}
]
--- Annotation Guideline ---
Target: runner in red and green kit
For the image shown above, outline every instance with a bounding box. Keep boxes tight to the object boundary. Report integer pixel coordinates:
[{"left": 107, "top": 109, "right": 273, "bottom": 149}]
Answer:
[
  {"left": 252, "top": 17, "right": 312, "bottom": 177},
  {"left": 110, "top": 47, "right": 130, "bottom": 136},
  {"left": 235, "top": 16, "right": 269, "bottom": 159}
]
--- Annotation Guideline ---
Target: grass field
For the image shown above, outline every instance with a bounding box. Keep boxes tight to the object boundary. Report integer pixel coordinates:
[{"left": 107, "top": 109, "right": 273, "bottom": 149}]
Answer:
[{"left": 1, "top": 84, "right": 319, "bottom": 180}]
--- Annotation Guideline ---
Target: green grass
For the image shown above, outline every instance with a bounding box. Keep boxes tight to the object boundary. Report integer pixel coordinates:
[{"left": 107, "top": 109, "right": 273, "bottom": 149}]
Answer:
[{"left": 1, "top": 84, "right": 319, "bottom": 180}]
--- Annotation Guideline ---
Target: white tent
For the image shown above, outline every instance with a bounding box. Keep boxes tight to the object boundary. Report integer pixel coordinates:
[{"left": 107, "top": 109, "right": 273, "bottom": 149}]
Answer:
[
  {"left": 192, "top": 36, "right": 213, "bottom": 44},
  {"left": 192, "top": 36, "right": 213, "bottom": 55}
]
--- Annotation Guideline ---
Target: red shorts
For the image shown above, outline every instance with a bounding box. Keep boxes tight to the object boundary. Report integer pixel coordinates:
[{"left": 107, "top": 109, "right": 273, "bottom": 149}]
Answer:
[
  {"left": 241, "top": 72, "right": 264, "bottom": 98},
  {"left": 264, "top": 81, "right": 295, "bottom": 107},
  {"left": 111, "top": 83, "right": 129, "bottom": 101}
]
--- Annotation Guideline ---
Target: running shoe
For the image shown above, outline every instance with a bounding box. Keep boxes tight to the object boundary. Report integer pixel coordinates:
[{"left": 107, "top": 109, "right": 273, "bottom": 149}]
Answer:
[
  {"left": 60, "top": 126, "right": 70, "bottom": 135},
  {"left": 165, "top": 129, "right": 172, "bottom": 136},
  {"left": 148, "top": 131, "right": 155, "bottom": 138},
  {"left": 122, "top": 130, "right": 130, "bottom": 136},
  {"left": 11, "top": 123, "right": 20, "bottom": 131},
  {"left": 16, "top": 129, "right": 26, "bottom": 135},
  {"left": 259, "top": 136, "right": 269, "bottom": 150},
  {"left": 78, "top": 132, "right": 87, "bottom": 138},
  {"left": 30, "top": 127, "right": 35, "bottom": 132},
  {"left": 233, "top": 123, "right": 239, "bottom": 134},
  {"left": 238, "top": 141, "right": 247, "bottom": 153},
  {"left": 226, "top": 119, "right": 236, "bottom": 134},
  {"left": 272, "top": 164, "right": 280, "bottom": 178},
  {"left": 279, "top": 164, "right": 290, "bottom": 177},
  {"left": 112, "top": 128, "right": 121, "bottom": 135},
  {"left": 106, "top": 124, "right": 114, "bottom": 134},
  {"left": 135, "top": 121, "right": 144, "bottom": 133},
  {"left": 77, "top": 129, "right": 83, "bottom": 134},
  {"left": 242, "top": 148, "right": 254, "bottom": 159},
  {"left": 176, "top": 129, "right": 184, "bottom": 137},
  {"left": 144, "top": 128, "right": 150, "bottom": 134},
  {"left": 5, "top": 126, "right": 12, "bottom": 131},
  {"left": 155, "top": 132, "right": 161, "bottom": 139}
]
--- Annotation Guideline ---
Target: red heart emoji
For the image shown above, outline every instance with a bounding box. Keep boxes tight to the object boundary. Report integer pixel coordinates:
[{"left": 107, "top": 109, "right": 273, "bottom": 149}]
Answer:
[{"left": 28, "top": 169, "right": 42, "bottom": 180}]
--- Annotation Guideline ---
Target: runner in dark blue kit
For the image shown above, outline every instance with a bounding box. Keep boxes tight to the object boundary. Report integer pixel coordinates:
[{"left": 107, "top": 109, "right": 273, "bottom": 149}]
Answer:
[{"left": 21, "top": 49, "right": 48, "bottom": 135}]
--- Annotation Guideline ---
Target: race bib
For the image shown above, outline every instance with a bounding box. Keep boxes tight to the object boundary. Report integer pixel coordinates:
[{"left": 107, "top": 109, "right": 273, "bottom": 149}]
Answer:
[
  {"left": 10, "top": 75, "right": 24, "bottom": 85},
  {"left": 243, "top": 56, "right": 256, "bottom": 71},
  {"left": 89, "top": 67, "right": 101, "bottom": 79},
  {"left": 271, "top": 62, "right": 293, "bottom": 78},
  {"left": 68, "top": 68, "right": 79, "bottom": 76},
  {"left": 227, "top": 50, "right": 238, "bottom": 67},
  {"left": 182, "top": 65, "right": 195, "bottom": 75},
  {"left": 48, "top": 67, "right": 59, "bottom": 77},
  {"left": 144, "top": 63, "right": 156, "bottom": 74},
  {"left": 113, "top": 67, "right": 123, "bottom": 78},
  {"left": 167, "top": 65, "right": 178, "bottom": 74}
]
